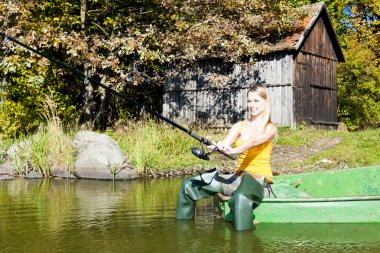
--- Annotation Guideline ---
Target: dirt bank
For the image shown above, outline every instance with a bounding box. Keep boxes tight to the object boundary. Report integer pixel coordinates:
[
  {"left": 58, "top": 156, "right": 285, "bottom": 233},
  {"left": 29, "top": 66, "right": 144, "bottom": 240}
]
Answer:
[{"left": 142, "top": 136, "right": 344, "bottom": 178}]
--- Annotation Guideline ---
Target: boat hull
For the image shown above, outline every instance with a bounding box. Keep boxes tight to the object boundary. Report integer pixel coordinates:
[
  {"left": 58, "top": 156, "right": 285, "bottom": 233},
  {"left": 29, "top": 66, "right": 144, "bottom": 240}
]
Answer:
[
  {"left": 214, "top": 195, "right": 380, "bottom": 223},
  {"left": 214, "top": 166, "right": 380, "bottom": 223}
]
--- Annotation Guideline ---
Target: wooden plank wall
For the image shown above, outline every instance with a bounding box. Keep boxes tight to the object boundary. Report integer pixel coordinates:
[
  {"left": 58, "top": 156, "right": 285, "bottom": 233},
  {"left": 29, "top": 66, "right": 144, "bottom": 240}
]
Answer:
[
  {"left": 294, "top": 15, "right": 339, "bottom": 128},
  {"left": 163, "top": 52, "right": 294, "bottom": 127}
]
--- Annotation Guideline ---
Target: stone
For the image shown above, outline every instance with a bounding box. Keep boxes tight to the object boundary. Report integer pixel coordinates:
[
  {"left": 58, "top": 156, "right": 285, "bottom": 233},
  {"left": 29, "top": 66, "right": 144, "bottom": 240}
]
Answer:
[
  {"left": 0, "top": 174, "right": 14, "bottom": 180},
  {"left": 72, "top": 130, "right": 137, "bottom": 180},
  {"left": 24, "top": 170, "right": 44, "bottom": 179},
  {"left": 51, "top": 169, "right": 77, "bottom": 179}
]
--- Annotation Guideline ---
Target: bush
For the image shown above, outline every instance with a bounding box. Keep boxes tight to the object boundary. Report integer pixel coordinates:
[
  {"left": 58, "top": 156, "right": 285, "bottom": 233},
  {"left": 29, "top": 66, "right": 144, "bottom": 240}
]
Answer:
[{"left": 337, "top": 39, "right": 380, "bottom": 130}]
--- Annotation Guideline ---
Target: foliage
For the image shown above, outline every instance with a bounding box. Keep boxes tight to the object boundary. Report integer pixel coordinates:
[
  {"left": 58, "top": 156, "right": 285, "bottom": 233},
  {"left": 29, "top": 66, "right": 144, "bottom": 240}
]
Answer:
[
  {"left": 0, "top": 0, "right": 379, "bottom": 135},
  {"left": 0, "top": 0, "right": 305, "bottom": 137},
  {"left": 160, "top": 0, "right": 306, "bottom": 61},
  {"left": 337, "top": 38, "right": 380, "bottom": 130},
  {"left": 338, "top": 0, "right": 380, "bottom": 56},
  {"left": 0, "top": 42, "right": 82, "bottom": 138},
  {"left": 333, "top": 0, "right": 380, "bottom": 129}
]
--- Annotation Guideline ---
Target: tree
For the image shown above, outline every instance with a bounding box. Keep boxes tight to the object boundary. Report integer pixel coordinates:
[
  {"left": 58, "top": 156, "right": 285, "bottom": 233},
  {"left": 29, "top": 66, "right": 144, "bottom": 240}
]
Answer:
[
  {"left": 0, "top": 0, "right": 309, "bottom": 137},
  {"left": 337, "top": 38, "right": 380, "bottom": 130}
]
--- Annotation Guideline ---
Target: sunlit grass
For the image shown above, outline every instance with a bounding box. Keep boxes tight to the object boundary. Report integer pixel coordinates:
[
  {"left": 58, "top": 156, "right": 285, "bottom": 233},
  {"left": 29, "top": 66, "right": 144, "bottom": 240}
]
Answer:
[
  {"left": 11, "top": 95, "right": 76, "bottom": 176},
  {"left": 108, "top": 122, "right": 380, "bottom": 173},
  {"left": 11, "top": 121, "right": 76, "bottom": 176},
  {"left": 106, "top": 120, "right": 227, "bottom": 173},
  {"left": 306, "top": 129, "right": 380, "bottom": 168},
  {"left": 0, "top": 138, "right": 13, "bottom": 162},
  {"left": 4, "top": 117, "right": 380, "bottom": 176},
  {"left": 276, "top": 127, "right": 341, "bottom": 147}
]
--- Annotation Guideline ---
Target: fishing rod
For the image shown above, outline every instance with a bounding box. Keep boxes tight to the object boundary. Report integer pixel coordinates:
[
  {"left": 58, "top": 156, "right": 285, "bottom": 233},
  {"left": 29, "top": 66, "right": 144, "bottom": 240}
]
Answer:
[{"left": 0, "top": 31, "right": 235, "bottom": 160}]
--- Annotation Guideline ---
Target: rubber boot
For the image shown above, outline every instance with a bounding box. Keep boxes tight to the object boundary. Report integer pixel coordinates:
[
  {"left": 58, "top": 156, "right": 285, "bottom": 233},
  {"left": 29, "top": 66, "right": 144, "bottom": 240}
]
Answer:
[
  {"left": 228, "top": 173, "right": 264, "bottom": 230},
  {"left": 176, "top": 168, "right": 223, "bottom": 219}
]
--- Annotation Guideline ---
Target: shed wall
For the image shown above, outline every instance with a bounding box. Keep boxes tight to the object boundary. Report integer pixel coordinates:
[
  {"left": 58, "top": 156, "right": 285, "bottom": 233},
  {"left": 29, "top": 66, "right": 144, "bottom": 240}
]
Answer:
[
  {"left": 294, "top": 16, "right": 338, "bottom": 127},
  {"left": 163, "top": 52, "right": 294, "bottom": 127}
]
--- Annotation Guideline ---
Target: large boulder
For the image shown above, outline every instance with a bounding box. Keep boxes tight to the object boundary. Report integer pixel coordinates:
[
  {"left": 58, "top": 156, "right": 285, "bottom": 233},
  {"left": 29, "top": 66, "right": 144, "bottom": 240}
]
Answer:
[{"left": 73, "top": 130, "right": 138, "bottom": 180}]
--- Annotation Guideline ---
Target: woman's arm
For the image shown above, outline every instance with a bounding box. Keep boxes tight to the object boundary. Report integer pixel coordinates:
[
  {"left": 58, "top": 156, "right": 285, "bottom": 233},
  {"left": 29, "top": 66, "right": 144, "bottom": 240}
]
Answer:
[
  {"left": 226, "top": 123, "right": 277, "bottom": 155},
  {"left": 207, "top": 122, "right": 241, "bottom": 151},
  {"left": 218, "top": 122, "right": 241, "bottom": 146}
]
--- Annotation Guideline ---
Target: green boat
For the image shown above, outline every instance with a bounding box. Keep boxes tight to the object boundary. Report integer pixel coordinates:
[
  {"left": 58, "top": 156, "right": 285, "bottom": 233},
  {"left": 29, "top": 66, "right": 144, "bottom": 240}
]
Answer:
[{"left": 213, "top": 166, "right": 380, "bottom": 223}]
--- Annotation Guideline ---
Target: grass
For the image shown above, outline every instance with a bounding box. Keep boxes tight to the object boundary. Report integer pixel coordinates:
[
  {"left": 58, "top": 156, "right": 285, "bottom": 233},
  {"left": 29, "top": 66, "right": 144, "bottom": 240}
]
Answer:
[
  {"left": 10, "top": 122, "right": 76, "bottom": 176},
  {"left": 305, "top": 129, "right": 380, "bottom": 168},
  {"left": 108, "top": 121, "right": 380, "bottom": 174},
  {"left": 274, "top": 127, "right": 380, "bottom": 172},
  {"left": 3, "top": 118, "right": 379, "bottom": 176},
  {"left": 0, "top": 138, "right": 13, "bottom": 162},
  {"left": 106, "top": 120, "right": 228, "bottom": 173},
  {"left": 8, "top": 95, "right": 76, "bottom": 177}
]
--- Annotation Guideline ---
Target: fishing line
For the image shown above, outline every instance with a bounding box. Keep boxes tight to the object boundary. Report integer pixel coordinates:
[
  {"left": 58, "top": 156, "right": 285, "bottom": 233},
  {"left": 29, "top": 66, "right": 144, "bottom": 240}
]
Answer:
[{"left": 0, "top": 31, "right": 235, "bottom": 160}]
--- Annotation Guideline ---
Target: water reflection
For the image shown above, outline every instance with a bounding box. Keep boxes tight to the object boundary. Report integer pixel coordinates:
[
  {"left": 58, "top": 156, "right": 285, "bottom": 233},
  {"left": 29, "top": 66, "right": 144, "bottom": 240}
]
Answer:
[{"left": 1, "top": 178, "right": 380, "bottom": 253}]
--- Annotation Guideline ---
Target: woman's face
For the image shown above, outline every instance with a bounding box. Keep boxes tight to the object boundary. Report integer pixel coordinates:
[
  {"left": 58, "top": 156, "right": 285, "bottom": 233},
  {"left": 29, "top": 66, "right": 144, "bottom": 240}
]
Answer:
[{"left": 247, "top": 91, "right": 267, "bottom": 118}]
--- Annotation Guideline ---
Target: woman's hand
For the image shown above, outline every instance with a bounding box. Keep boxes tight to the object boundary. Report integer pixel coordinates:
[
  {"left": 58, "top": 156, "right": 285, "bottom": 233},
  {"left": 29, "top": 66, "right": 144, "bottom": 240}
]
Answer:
[
  {"left": 207, "top": 142, "right": 236, "bottom": 155},
  {"left": 206, "top": 141, "right": 217, "bottom": 151},
  {"left": 207, "top": 141, "right": 225, "bottom": 151},
  {"left": 223, "top": 145, "right": 236, "bottom": 155}
]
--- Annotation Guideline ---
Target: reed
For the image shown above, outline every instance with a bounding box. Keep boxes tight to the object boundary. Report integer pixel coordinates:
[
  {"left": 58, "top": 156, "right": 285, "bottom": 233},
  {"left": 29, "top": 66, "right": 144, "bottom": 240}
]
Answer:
[
  {"left": 29, "top": 127, "right": 50, "bottom": 176},
  {"left": 10, "top": 95, "right": 76, "bottom": 176},
  {"left": 0, "top": 138, "right": 12, "bottom": 162},
  {"left": 106, "top": 120, "right": 227, "bottom": 173}
]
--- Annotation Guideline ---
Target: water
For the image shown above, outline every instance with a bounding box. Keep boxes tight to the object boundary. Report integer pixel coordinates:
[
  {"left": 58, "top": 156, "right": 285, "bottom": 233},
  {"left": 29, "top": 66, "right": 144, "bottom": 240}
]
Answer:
[{"left": 1, "top": 178, "right": 380, "bottom": 253}]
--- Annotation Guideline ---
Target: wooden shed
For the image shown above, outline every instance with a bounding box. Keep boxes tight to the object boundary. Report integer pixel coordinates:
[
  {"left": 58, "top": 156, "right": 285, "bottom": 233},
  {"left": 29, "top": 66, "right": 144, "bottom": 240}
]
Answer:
[{"left": 162, "top": 3, "right": 345, "bottom": 128}]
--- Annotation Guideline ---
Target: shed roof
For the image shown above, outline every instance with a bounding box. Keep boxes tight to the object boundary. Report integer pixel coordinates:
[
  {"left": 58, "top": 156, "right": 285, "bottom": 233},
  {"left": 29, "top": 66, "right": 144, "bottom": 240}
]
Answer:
[{"left": 270, "top": 2, "right": 345, "bottom": 62}]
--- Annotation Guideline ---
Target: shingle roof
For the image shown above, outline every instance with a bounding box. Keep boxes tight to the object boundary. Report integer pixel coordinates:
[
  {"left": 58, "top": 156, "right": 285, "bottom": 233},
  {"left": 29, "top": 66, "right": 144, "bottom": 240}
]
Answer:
[{"left": 269, "top": 2, "right": 345, "bottom": 62}]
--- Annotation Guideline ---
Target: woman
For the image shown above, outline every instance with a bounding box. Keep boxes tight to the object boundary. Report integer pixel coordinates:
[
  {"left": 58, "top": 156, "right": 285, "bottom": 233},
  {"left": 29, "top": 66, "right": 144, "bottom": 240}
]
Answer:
[{"left": 176, "top": 85, "right": 277, "bottom": 230}]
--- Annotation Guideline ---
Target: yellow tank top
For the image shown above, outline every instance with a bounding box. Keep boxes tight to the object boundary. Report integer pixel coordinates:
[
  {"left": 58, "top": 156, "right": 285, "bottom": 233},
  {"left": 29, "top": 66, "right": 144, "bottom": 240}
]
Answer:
[{"left": 234, "top": 121, "right": 274, "bottom": 182}]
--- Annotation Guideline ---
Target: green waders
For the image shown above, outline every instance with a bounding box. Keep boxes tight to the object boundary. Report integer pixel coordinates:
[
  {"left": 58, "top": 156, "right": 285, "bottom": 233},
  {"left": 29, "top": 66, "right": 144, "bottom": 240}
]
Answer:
[
  {"left": 228, "top": 173, "right": 264, "bottom": 230},
  {"left": 176, "top": 169, "right": 264, "bottom": 231},
  {"left": 176, "top": 168, "right": 223, "bottom": 220}
]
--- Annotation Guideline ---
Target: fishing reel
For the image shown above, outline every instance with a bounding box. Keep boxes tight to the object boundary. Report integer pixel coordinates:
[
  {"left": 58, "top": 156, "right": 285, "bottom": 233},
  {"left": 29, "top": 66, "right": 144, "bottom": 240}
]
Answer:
[{"left": 191, "top": 142, "right": 213, "bottom": 161}]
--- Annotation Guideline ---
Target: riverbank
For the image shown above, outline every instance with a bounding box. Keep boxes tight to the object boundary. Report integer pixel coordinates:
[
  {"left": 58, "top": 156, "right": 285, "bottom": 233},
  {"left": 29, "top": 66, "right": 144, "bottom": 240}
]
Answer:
[
  {"left": 139, "top": 126, "right": 380, "bottom": 178},
  {"left": 1, "top": 121, "right": 379, "bottom": 180}
]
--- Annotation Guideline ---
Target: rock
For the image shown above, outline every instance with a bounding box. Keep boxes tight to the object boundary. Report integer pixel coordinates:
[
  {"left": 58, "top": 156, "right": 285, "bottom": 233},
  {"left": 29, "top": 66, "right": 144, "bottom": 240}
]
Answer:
[
  {"left": 0, "top": 174, "right": 14, "bottom": 180},
  {"left": 24, "top": 170, "right": 44, "bottom": 179},
  {"left": 72, "top": 130, "right": 137, "bottom": 180},
  {"left": 317, "top": 159, "right": 333, "bottom": 164},
  {"left": 52, "top": 169, "right": 77, "bottom": 179}
]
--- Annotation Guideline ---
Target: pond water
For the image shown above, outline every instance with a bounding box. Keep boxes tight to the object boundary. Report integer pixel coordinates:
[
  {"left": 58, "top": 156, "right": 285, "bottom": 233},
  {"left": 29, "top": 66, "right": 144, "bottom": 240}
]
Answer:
[{"left": 1, "top": 178, "right": 380, "bottom": 253}]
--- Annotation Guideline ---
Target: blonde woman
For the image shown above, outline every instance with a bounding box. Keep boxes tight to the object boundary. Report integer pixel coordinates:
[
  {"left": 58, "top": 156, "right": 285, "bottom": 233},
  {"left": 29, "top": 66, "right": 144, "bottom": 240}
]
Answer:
[{"left": 176, "top": 85, "right": 277, "bottom": 230}]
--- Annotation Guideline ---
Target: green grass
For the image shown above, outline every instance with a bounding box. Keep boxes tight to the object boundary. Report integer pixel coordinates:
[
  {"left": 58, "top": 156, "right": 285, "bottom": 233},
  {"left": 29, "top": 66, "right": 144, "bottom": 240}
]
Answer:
[
  {"left": 276, "top": 127, "right": 341, "bottom": 147},
  {"left": 10, "top": 121, "right": 76, "bottom": 176},
  {"left": 305, "top": 129, "right": 380, "bottom": 168},
  {"left": 3, "top": 120, "right": 379, "bottom": 175},
  {"left": 106, "top": 120, "right": 228, "bottom": 173},
  {"left": 274, "top": 128, "right": 380, "bottom": 172},
  {"left": 108, "top": 122, "right": 380, "bottom": 174},
  {"left": 0, "top": 138, "right": 13, "bottom": 162}
]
